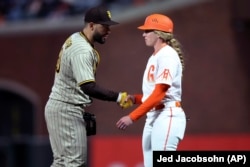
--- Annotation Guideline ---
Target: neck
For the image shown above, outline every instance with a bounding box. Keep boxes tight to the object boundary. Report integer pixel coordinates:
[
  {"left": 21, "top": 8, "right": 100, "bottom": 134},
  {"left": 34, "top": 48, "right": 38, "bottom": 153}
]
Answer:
[
  {"left": 81, "top": 30, "right": 94, "bottom": 47},
  {"left": 153, "top": 42, "right": 167, "bottom": 55}
]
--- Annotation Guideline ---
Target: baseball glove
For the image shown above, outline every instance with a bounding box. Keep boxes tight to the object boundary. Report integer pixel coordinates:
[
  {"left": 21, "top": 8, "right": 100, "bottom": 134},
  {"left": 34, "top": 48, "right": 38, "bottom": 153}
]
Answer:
[{"left": 83, "top": 112, "right": 96, "bottom": 136}]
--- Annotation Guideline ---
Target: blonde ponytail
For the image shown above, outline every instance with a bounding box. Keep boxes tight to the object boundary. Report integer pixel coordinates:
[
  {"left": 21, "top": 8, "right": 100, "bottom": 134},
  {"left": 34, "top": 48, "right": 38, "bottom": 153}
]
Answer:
[{"left": 154, "top": 31, "right": 185, "bottom": 71}]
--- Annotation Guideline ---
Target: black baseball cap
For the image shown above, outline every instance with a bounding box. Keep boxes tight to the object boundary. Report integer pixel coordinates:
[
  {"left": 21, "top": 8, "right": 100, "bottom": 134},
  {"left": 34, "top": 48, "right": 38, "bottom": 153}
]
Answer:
[{"left": 84, "top": 6, "right": 119, "bottom": 25}]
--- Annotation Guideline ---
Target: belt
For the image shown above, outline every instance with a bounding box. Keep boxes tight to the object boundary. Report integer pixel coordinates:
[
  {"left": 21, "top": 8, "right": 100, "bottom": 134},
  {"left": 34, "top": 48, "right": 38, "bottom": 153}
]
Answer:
[
  {"left": 74, "top": 103, "right": 91, "bottom": 108},
  {"left": 154, "top": 101, "right": 181, "bottom": 110},
  {"left": 75, "top": 104, "right": 84, "bottom": 108}
]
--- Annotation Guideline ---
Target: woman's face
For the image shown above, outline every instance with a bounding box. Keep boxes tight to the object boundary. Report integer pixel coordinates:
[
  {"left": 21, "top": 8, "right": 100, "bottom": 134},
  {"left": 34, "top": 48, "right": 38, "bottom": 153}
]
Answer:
[{"left": 142, "top": 30, "right": 158, "bottom": 47}]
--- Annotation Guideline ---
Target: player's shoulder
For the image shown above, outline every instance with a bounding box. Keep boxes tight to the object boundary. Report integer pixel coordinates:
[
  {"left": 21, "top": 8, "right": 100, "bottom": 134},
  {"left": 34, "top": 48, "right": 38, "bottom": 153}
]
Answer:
[
  {"left": 158, "top": 46, "right": 175, "bottom": 57},
  {"left": 162, "top": 45, "right": 176, "bottom": 53},
  {"left": 68, "top": 33, "right": 92, "bottom": 50},
  {"left": 71, "top": 32, "right": 87, "bottom": 43},
  {"left": 158, "top": 46, "right": 179, "bottom": 63}
]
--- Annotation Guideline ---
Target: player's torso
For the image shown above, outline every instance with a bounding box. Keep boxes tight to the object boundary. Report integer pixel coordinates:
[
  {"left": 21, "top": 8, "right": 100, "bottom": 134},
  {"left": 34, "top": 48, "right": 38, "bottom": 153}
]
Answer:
[
  {"left": 49, "top": 32, "right": 99, "bottom": 105},
  {"left": 142, "top": 46, "right": 182, "bottom": 102}
]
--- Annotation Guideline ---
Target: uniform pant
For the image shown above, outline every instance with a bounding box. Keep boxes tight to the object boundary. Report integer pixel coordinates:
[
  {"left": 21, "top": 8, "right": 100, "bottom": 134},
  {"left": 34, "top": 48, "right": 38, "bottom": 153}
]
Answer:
[
  {"left": 45, "top": 99, "right": 87, "bottom": 167},
  {"left": 142, "top": 106, "right": 186, "bottom": 167}
]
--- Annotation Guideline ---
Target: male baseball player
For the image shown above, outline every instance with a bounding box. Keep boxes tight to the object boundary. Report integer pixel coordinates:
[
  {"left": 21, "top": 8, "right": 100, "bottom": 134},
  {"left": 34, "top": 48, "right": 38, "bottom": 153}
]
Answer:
[
  {"left": 116, "top": 14, "right": 187, "bottom": 167},
  {"left": 45, "top": 6, "right": 131, "bottom": 167}
]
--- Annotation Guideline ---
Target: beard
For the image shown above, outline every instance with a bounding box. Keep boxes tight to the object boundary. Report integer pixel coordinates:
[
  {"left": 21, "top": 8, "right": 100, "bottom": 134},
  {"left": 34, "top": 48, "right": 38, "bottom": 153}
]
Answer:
[{"left": 93, "top": 32, "right": 106, "bottom": 44}]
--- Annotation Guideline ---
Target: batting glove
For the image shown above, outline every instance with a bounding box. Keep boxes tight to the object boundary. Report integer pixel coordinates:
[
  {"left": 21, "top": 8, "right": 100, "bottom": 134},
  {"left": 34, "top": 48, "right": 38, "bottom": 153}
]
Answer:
[{"left": 117, "top": 92, "right": 133, "bottom": 109}]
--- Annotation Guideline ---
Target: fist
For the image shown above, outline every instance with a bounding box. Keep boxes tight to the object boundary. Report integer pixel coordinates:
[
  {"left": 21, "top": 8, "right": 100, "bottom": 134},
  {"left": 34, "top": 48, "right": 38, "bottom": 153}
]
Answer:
[{"left": 118, "top": 92, "right": 133, "bottom": 109}]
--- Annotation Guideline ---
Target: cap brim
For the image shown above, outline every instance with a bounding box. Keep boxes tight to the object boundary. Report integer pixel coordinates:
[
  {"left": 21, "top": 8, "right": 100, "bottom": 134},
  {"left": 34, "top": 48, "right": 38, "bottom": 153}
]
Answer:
[
  {"left": 98, "top": 20, "right": 119, "bottom": 25},
  {"left": 138, "top": 25, "right": 151, "bottom": 30}
]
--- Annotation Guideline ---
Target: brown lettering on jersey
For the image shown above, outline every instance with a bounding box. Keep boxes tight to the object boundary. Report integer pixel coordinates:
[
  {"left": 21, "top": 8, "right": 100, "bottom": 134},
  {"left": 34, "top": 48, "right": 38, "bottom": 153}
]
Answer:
[
  {"left": 147, "top": 65, "right": 155, "bottom": 82},
  {"left": 55, "top": 37, "right": 72, "bottom": 73},
  {"left": 56, "top": 48, "right": 63, "bottom": 73},
  {"left": 65, "top": 37, "right": 72, "bottom": 49}
]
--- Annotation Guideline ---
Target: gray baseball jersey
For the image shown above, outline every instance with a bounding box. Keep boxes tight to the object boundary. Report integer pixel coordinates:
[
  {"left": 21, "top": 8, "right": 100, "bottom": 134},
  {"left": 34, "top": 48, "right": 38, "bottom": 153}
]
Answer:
[
  {"left": 50, "top": 31, "right": 99, "bottom": 106},
  {"left": 45, "top": 31, "right": 99, "bottom": 166}
]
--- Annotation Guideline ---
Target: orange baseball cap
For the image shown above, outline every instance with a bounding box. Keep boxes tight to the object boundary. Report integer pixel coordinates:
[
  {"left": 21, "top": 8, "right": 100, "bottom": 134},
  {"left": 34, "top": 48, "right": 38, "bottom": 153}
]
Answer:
[{"left": 138, "top": 14, "right": 173, "bottom": 33}]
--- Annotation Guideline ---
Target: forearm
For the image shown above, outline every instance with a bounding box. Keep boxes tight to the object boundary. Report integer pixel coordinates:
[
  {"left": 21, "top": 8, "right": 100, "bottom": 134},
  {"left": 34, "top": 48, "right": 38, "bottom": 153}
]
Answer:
[{"left": 80, "top": 82, "right": 119, "bottom": 102}]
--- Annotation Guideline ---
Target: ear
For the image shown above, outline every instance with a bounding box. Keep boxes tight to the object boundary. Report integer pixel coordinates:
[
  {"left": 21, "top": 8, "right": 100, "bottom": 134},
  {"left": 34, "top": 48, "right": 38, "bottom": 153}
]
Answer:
[
  {"left": 155, "top": 33, "right": 162, "bottom": 39},
  {"left": 158, "top": 36, "right": 165, "bottom": 42},
  {"left": 89, "top": 22, "right": 95, "bottom": 30}
]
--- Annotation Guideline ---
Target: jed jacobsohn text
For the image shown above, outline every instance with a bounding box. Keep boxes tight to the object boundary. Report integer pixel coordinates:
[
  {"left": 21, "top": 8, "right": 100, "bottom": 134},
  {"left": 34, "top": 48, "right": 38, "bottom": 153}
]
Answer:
[
  {"left": 156, "top": 154, "right": 224, "bottom": 162},
  {"left": 153, "top": 151, "right": 249, "bottom": 167}
]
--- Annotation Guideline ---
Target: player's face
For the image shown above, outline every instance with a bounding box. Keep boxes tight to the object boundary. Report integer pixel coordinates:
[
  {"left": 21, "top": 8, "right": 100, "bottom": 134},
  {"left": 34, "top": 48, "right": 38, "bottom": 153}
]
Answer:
[
  {"left": 143, "top": 30, "right": 158, "bottom": 47},
  {"left": 93, "top": 24, "right": 111, "bottom": 44}
]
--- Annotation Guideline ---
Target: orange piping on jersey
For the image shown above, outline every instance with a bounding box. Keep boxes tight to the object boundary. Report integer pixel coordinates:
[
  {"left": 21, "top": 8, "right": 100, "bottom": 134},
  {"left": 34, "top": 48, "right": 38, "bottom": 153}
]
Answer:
[
  {"left": 133, "top": 94, "right": 143, "bottom": 104},
  {"left": 129, "top": 84, "right": 170, "bottom": 121},
  {"left": 163, "top": 107, "right": 173, "bottom": 151}
]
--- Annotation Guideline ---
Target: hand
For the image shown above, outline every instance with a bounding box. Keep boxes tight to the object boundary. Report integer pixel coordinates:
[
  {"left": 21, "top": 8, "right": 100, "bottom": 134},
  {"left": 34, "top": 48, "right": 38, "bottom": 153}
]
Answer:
[
  {"left": 117, "top": 92, "right": 133, "bottom": 109},
  {"left": 116, "top": 115, "right": 133, "bottom": 130}
]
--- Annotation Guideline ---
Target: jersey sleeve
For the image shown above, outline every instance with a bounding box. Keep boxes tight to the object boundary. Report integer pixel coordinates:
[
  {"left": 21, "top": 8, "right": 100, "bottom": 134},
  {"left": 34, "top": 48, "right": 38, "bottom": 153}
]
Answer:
[
  {"left": 156, "top": 51, "right": 179, "bottom": 86},
  {"left": 71, "top": 51, "right": 96, "bottom": 85}
]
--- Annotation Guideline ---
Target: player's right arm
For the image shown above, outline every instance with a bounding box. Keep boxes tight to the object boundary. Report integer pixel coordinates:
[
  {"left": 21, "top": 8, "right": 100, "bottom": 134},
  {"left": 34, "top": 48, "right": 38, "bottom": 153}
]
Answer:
[
  {"left": 80, "top": 82, "right": 133, "bottom": 108},
  {"left": 129, "top": 84, "right": 169, "bottom": 121},
  {"left": 80, "top": 82, "right": 119, "bottom": 102}
]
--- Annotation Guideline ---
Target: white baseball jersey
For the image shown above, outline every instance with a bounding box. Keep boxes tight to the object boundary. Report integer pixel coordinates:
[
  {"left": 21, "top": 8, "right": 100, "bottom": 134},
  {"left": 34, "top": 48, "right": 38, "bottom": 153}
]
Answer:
[
  {"left": 49, "top": 32, "right": 99, "bottom": 106},
  {"left": 141, "top": 45, "right": 186, "bottom": 167},
  {"left": 142, "top": 45, "right": 182, "bottom": 103}
]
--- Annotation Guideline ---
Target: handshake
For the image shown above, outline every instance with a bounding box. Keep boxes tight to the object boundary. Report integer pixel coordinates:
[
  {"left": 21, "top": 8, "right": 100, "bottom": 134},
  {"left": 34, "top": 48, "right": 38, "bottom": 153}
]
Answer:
[{"left": 117, "top": 92, "right": 134, "bottom": 109}]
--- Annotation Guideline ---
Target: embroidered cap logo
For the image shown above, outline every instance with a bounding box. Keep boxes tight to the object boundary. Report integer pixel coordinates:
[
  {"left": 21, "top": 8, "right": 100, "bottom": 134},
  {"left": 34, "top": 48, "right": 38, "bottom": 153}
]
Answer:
[
  {"left": 152, "top": 18, "right": 158, "bottom": 23},
  {"left": 107, "top": 11, "right": 112, "bottom": 19}
]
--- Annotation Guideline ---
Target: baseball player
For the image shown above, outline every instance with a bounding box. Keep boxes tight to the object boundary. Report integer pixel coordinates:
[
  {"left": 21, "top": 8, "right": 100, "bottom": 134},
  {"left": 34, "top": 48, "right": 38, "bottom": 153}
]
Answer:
[
  {"left": 45, "top": 6, "right": 131, "bottom": 167},
  {"left": 116, "top": 14, "right": 187, "bottom": 167}
]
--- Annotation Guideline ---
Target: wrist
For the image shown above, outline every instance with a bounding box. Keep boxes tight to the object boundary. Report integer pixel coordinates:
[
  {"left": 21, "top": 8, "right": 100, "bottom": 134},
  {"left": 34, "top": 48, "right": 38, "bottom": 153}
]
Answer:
[{"left": 116, "top": 92, "right": 123, "bottom": 102}]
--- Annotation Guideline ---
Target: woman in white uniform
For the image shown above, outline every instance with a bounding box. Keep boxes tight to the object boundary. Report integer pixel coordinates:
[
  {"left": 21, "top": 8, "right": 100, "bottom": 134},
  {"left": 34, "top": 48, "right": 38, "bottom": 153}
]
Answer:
[{"left": 116, "top": 14, "right": 187, "bottom": 167}]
